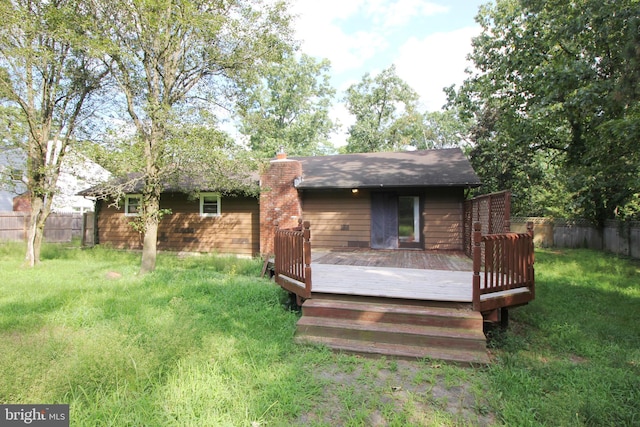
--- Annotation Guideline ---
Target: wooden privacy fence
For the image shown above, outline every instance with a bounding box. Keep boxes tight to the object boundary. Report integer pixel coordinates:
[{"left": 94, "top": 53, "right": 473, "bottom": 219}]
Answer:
[
  {"left": 0, "top": 212, "right": 85, "bottom": 243},
  {"left": 512, "top": 217, "right": 640, "bottom": 259},
  {"left": 274, "top": 220, "right": 312, "bottom": 303},
  {"left": 473, "top": 222, "right": 535, "bottom": 312}
]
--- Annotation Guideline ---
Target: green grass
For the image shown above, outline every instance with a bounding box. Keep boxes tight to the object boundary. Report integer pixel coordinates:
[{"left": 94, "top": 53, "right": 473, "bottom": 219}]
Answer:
[
  {"left": 0, "top": 243, "right": 314, "bottom": 426},
  {"left": 487, "top": 249, "right": 640, "bottom": 426},
  {"left": 0, "top": 243, "right": 638, "bottom": 426}
]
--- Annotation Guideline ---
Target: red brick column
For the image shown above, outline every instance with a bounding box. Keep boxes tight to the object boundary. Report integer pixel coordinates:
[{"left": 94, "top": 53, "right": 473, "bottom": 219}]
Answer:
[{"left": 259, "top": 153, "right": 303, "bottom": 256}]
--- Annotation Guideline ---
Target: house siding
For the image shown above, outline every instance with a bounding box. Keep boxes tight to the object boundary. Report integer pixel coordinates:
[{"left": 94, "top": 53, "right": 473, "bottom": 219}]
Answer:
[
  {"left": 301, "top": 188, "right": 465, "bottom": 251},
  {"left": 96, "top": 193, "right": 259, "bottom": 256},
  {"left": 423, "top": 188, "right": 465, "bottom": 251},
  {"left": 301, "top": 190, "right": 371, "bottom": 249}
]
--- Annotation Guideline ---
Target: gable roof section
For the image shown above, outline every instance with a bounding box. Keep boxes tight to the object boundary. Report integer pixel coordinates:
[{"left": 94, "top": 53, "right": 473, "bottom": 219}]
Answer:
[
  {"left": 293, "top": 148, "right": 481, "bottom": 189},
  {"left": 79, "top": 170, "right": 259, "bottom": 198}
]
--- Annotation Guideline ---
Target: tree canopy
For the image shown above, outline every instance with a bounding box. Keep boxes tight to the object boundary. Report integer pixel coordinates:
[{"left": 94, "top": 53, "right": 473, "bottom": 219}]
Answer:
[
  {"left": 88, "top": 0, "right": 295, "bottom": 273},
  {"left": 343, "top": 65, "right": 425, "bottom": 153},
  {"left": 0, "top": 0, "right": 109, "bottom": 265},
  {"left": 449, "top": 0, "right": 640, "bottom": 223},
  {"left": 237, "top": 53, "right": 337, "bottom": 158}
]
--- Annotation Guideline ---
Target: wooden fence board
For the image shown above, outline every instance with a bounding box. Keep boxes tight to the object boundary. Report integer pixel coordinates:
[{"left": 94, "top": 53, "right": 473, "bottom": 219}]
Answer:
[
  {"left": 512, "top": 217, "right": 640, "bottom": 259},
  {"left": 0, "top": 211, "right": 83, "bottom": 243}
]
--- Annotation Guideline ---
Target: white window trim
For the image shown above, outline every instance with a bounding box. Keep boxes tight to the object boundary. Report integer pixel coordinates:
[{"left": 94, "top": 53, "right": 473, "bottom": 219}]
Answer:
[
  {"left": 124, "top": 194, "right": 142, "bottom": 216},
  {"left": 199, "top": 192, "right": 221, "bottom": 217}
]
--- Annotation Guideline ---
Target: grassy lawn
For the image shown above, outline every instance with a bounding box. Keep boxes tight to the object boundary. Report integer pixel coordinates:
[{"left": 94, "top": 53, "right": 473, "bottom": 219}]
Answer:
[
  {"left": 487, "top": 249, "right": 640, "bottom": 426},
  {"left": 0, "top": 243, "right": 638, "bottom": 426}
]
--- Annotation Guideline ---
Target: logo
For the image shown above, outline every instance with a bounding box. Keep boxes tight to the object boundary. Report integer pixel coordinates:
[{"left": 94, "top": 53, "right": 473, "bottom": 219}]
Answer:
[{"left": 1, "top": 405, "right": 69, "bottom": 426}]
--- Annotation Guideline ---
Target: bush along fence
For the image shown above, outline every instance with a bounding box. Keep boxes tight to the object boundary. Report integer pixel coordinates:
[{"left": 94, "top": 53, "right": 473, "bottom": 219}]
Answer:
[
  {"left": 0, "top": 211, "right": 96, "bottom": 245},
  {"left": 511, "top": 217, "right": 640, "bottom": 259}
]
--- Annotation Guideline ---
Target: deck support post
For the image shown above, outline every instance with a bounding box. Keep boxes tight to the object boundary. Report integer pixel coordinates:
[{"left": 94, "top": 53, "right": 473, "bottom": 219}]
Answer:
[
  {"left": 500, "top": 307, "right": 509, "bottom": 329},
  {"left": 472, "top": 222, "right": 482, "bottom": 311},
  {"left": 303, "top": 220, "right": 312, "bottom": 301},
  {"left": 526, "top": 221, "right": 535, "bottom": 300}
]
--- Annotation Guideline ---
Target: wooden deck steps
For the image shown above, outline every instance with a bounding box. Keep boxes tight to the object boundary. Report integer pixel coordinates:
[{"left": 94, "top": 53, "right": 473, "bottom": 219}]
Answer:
[{"left": 295, "top": 295, "right": 489, "bottom": 365}]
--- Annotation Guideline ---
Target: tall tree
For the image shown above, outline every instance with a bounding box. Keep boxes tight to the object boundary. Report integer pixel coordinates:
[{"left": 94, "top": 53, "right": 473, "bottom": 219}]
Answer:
[
  {"left": 0, "top": 0, "right": 108, "bottom": 266},
  {"left": 343, "top": 65, "right": 423, "bottom": 153},
  {"left": 237, "top": 53, "right": 337, "bottom": 157},
  {"left": 449, "top": 0, "right": 640, "bottom": 223},
  {"left": 416, "top": 109, "right": 471, "bottom": 150},
  {"left": 91, "top": 0, "right": 294, "bottom": 273}
]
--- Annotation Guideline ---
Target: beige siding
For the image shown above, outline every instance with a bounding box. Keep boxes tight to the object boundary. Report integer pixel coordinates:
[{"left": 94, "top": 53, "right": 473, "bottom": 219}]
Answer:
[
  {"left": 423, "top": 188, "right": 464, "bottom": 251},
  {"left": 302, "top": 190, "right": 371, "bottom": 249},
  {"left": 97, "top": 193, "right": 259, "bottom": 256}
]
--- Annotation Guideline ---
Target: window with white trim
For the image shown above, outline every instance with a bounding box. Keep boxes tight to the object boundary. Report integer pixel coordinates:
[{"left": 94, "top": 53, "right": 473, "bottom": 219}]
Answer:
[
  {"left": 124, "top": 194, "right": 142, "bottom": 216},
  {"left": 200, "top": 193, "right": 221, "bottom": 216}
]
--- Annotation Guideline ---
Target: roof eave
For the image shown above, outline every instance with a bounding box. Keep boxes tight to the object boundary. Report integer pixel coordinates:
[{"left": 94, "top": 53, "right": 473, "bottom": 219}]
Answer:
[{"left": 296, "top": 182, "right": 482, "bottom": 190}]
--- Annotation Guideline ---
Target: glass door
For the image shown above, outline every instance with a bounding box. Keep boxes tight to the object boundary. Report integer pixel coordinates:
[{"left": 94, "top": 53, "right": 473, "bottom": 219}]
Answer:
[{"left": 398, "top": 196, "right": 420, "bottom": 248}]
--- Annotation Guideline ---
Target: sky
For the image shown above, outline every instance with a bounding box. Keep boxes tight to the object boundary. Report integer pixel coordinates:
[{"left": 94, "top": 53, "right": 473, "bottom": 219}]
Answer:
[{"left": 288, "top": 0, "right": 488, "bottom": 145}]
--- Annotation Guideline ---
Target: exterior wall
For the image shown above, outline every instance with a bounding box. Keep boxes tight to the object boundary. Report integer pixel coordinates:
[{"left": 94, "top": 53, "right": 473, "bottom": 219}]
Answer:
[
  {"left": 96, "top": 193, "right": 259, "bottom": 256},
  {"left": 423, "top": 188, "right": 465, "bottom": 251},
  {"left": 259, "top": 155, "right": 303, "bottom": 255},
  {"left": 301, "top": 189, "right": 371, "bottom": 249},
  {"left": 302, "top": 187, "right": 466, "bottom": 251}
]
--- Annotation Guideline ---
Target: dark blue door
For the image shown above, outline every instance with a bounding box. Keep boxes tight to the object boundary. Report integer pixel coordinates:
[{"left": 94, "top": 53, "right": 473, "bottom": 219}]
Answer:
[{"left": 371, "top": 192, "right": 398, "bottom": 249}]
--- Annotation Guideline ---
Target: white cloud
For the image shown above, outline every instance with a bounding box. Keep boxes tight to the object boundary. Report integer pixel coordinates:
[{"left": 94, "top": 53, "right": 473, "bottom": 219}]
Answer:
[
  {"left": 367, "top": 0, "right": 449, "bottom": 28},
  {"left": 291, "top": 0, "right": 384, "bottom": 73},
  {"left": 395, "top": 26, "right": 480, "bottom": 111},
  {"left": 285, "top": 1, "right": 482, "bottom": 148}
]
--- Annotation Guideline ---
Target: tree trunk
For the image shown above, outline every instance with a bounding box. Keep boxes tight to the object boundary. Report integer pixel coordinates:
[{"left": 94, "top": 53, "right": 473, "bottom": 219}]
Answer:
[
  {"left": 25, "top": 195, "right": 46, "bottom": 267},
  {"left": 139, "top": 185, "right": 160, "bottom": 274}
]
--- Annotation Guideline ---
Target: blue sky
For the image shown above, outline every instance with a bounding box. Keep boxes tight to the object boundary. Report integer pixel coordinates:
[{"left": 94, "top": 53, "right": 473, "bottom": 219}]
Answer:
[{"left": 289, "top": 0, "right": 489, "bottom": 143}]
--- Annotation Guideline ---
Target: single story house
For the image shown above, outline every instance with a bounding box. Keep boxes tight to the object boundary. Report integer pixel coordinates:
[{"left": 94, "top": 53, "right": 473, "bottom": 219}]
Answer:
[{"left": 83, "top": 148, "right": 481, "bottom": 256}]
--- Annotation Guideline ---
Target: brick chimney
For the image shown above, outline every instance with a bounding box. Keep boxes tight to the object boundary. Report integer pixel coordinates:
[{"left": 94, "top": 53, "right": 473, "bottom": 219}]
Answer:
[{"left": 260, "top": 151, "right": 303, "bottom": 256}]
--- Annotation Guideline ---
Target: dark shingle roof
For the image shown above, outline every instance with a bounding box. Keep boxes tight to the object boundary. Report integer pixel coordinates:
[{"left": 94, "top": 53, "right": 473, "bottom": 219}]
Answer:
[{"left": 292, "top": 148, "right": 481, "bottom": 189}]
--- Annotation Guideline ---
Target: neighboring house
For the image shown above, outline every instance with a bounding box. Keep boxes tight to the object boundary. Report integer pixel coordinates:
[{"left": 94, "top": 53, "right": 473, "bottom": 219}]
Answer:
[
  {"left": 0, "top": 148, "right": 27, "bottom": 211},
  {"left": 0, "top": 147, "right": 111, "bottom": 213},
  {"left": 86, "top": 148, "right": 481, "bottom": 257},
  {"left": 51, "top": 151, "right": 112, "bottom": 213}
]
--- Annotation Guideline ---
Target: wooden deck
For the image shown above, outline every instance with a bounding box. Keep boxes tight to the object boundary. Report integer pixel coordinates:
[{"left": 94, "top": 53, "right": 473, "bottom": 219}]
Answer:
[
  {"left": 311, "top": 250, "right": 474, "bottom": 302},
  {"left": 313, "top": 249, "right": 473, "bottom": 271},
  {"left": 273, "top": 221, "right": 533, "bottom": 364}
]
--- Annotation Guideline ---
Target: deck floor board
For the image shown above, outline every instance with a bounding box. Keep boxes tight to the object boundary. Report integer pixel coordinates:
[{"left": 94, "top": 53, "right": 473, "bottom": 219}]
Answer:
[
  {"left": 311, "top": 263, "right": 472, "bottom": 302},
  {"left": 313, "top": 249, "right": 473, "bottom": 271},
  {"left": 308, "top": 249, "right": 473, "bottom": 302}
]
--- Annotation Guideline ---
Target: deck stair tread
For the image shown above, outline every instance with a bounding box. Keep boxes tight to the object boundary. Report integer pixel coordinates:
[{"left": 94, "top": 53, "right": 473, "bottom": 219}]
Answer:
[
  {"left": 294, "top": 335, "right": 490, "bottom": 365},
  {"left": 297, "top": 317, "right": 487, "bottom": 344},
  {"left": 302, "top": 298, "right": 483, "bottom": 328},
  {"left": 296, "top": 295, "right": 489, "bottom": 364}
]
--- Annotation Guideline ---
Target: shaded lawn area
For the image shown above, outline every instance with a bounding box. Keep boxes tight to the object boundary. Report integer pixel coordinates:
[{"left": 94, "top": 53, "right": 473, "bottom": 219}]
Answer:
[{"left": 0, "top": 243, "right": 639, "bottom": 426}]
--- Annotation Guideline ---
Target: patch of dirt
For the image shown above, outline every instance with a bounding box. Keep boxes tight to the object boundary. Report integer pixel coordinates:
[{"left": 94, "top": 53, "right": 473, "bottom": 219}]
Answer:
[
  {"left": 295, "top": 358, "right": 496, "bottom": 426},
  {"left": 106, "top": 271, "right": 122, "bottom": 280}
]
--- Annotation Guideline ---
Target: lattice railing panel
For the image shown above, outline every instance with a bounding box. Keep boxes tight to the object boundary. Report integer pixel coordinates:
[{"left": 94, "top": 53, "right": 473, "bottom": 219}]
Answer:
[{"left": 464, "top": 191, "right": 511, "bottom": 256}]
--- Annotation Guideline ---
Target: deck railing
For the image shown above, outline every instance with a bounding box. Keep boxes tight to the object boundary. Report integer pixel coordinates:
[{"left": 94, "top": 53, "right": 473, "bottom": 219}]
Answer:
[
  {"left": 274, "top": 220, "right": 312, "bottom": 302},
  {"left": 472, "top": 221, "right": 535, "bottom": 312}
]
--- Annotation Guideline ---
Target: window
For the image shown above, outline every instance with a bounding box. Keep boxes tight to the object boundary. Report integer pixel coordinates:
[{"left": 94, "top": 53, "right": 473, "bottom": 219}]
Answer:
[
  {"left": 200, "top": 193, "right": 221, "bottom": 216},
  {"left": 124, "top": 195, "right": 141, "bottom": 216}
]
